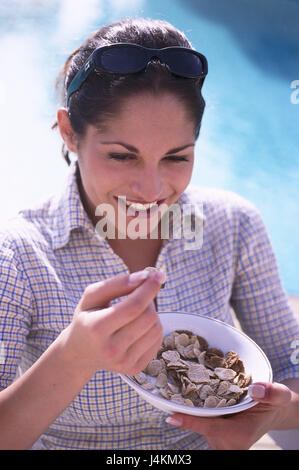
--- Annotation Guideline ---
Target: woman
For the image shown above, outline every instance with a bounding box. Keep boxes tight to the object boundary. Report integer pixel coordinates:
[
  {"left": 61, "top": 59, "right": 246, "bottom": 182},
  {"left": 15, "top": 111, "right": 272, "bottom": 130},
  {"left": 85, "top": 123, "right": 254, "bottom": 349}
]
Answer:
[{"left": 0, "top": 17, "right": 298, "bottom": 450}]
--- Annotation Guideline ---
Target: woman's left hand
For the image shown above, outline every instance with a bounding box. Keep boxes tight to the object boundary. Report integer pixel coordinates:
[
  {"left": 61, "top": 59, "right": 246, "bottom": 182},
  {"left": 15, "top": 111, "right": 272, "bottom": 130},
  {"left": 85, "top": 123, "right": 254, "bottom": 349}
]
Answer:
[{"left": 166, "top": 382, "right": 292, "bottom": 450}]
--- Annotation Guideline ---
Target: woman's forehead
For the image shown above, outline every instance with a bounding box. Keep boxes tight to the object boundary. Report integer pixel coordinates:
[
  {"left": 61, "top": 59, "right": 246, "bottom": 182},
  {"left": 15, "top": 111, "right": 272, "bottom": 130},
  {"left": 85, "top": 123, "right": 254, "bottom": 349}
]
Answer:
[{"left": 90, "top": 93, "right": 195, "bottom": 139}]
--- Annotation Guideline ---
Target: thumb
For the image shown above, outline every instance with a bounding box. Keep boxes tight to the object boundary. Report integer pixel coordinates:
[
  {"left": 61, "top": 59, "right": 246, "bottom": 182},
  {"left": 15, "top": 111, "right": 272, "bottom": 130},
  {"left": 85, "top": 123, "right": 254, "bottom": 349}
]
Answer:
[
  {"left": 78, "top": 269, "right": 151, "bottom": 311},
  {"left": 248, "top": 382, "right": 292, "bottom": 406},
  {"left": 78, "top": 269, "right": 164, "bottom": 312}
]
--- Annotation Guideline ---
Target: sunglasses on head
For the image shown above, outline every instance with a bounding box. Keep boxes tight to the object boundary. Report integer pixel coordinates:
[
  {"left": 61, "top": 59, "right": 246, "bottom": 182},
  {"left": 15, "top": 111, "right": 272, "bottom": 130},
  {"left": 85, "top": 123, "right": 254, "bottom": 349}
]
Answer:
[{"left": 66, "top": 43, "right": 208, "bottom": 106}]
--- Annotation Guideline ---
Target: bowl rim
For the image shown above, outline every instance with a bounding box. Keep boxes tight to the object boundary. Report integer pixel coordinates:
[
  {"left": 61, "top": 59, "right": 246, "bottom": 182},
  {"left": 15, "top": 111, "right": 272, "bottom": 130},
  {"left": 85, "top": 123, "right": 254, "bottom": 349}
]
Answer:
[{"left": 120, "top": 311, "right": 273, "bottom": 416}]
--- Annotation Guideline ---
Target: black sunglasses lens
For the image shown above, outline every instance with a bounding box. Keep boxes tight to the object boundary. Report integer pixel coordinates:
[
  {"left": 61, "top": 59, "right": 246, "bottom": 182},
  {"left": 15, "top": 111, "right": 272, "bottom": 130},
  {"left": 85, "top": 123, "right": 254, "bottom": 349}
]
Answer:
[
  {"left": 99, "top": 47, "right": 146, "bottom": 73},
  {"left": 162, "top": 50, "right": 204, "bottom": 77},
  {"left": 95, "top": 46, "right": 206, "bottom": 77}
]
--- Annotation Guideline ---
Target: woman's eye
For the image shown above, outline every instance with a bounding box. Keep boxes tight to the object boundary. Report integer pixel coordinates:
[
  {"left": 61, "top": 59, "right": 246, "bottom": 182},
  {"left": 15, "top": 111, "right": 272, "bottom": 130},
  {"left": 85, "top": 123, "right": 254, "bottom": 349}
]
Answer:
[
  {"left": 108, "top": 153, "right": 135, "bottom": 161},
  {"left": 164, "top": 155, "right": 189, "bottom": 162}
]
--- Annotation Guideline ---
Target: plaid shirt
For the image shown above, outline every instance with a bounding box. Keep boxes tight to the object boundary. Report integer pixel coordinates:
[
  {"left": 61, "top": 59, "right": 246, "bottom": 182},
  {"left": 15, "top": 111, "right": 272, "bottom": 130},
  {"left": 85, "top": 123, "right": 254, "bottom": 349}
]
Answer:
[{"left": 0, "top": 161, "right": 298, "bottom": 450}]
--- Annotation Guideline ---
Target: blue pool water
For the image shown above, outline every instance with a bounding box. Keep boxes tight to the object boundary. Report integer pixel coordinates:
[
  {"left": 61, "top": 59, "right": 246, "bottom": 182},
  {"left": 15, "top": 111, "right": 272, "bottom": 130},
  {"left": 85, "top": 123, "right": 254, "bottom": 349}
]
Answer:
[{"left": 0, "top": 0, "right": 298, "bottom": 294}]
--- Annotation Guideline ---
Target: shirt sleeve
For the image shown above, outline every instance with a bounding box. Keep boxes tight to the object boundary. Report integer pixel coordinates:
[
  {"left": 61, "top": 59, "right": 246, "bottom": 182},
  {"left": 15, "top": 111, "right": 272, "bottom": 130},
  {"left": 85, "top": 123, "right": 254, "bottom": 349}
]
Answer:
[
  {"left": 0, "top": 240, "right": 32, "bottom": 390},
  {"left": 230, "top": 206, "right": 299, "bottom": 383}
]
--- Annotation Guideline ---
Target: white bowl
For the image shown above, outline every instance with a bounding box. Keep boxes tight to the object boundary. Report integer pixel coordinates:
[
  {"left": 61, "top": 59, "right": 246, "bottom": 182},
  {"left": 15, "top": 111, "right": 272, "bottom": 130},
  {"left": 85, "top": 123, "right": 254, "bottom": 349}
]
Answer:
[{"left": 120, "top": 311, "right": 273, "bottom": 417}]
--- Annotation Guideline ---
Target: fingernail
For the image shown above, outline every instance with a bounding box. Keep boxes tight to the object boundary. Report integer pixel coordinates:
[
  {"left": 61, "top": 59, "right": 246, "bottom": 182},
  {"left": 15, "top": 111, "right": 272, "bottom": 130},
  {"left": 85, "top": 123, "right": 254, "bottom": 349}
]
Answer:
[
  {"left": 152, "top": 270, "right": 165, "bottom": 284},
  {"left": 248, "top": 384, "right": 266, "bottom": 399},
  {"left": 144, "top": 267, "right": 166, "bottom": 285},
  {"left": 128, "top": 270, "right": 150, "bottom": 286},
  {"left": 165, "top": 416, "right": 182, "bottom": 427}
]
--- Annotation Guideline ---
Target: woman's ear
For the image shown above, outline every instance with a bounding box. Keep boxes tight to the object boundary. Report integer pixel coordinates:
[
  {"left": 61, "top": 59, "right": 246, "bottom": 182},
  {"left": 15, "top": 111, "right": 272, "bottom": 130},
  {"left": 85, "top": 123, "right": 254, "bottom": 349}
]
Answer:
[{"left": 56, "top": 108, "right": 78, "bottom": 154}]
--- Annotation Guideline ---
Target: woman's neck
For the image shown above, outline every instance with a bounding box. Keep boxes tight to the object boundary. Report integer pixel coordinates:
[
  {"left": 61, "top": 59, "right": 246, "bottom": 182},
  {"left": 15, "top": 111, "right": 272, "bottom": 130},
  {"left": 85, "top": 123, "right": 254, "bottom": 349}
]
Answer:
[{"left": 107, "top": 237, "right": 163, "bottom": 273}]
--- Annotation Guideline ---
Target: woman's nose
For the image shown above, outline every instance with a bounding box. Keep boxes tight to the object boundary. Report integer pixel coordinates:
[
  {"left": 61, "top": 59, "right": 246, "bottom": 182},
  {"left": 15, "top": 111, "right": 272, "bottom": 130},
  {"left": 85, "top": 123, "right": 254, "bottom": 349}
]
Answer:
[{"left": 131, "top": 168, "right": 163, "bottom": 202}]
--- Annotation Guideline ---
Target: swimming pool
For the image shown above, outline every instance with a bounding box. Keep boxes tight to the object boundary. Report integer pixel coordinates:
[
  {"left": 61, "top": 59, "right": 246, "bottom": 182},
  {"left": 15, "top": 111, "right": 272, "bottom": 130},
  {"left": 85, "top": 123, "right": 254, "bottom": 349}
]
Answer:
[{"left": 0, "top": 0, "right": 298, "bottom": 294}]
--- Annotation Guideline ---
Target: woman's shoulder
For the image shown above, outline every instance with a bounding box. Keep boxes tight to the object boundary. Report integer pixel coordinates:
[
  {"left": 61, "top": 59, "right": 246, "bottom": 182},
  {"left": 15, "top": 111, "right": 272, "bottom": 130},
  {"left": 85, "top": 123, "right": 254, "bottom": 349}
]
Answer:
[
  {"left": 183, "top": 184, "right": 260, "bottom": 219},
  {"left": 0, "top": 197, "right": 55, "bottom": 258},
  {"left": 181, "top": 185, "right": 266, "bottom": 243}
]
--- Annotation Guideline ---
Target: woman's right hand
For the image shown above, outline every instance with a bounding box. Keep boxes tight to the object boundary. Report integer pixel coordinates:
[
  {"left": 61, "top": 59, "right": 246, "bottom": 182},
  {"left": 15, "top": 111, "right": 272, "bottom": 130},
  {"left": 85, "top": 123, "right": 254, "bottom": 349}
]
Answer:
[{"left": 60, "top": 269, "right": 165, "bottom": 376}]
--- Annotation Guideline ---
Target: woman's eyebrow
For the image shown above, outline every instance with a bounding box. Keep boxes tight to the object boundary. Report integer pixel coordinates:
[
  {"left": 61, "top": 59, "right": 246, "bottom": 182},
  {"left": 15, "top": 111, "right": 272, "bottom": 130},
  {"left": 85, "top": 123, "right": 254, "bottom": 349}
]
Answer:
[{"left": 100, "top": 141, "right": 195, "bottom": 155}]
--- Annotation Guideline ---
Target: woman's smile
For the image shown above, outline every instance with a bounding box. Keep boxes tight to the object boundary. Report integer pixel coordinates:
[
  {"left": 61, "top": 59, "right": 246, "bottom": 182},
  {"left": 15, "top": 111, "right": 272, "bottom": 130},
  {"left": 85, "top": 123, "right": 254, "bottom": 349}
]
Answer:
[{"left": 114, "top": 196, "right": 168, "bottom": 218}]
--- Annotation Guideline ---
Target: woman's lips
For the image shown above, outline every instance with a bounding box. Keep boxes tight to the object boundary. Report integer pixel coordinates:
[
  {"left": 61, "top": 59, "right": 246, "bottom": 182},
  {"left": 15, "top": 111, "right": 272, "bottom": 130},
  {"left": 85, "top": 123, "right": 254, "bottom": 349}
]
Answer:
[
  {"left": 114, "top": 196, "right": 167, "bottom": 206},
  {"left": 113, "top": 196, "right": 168, "bottom": 218}
]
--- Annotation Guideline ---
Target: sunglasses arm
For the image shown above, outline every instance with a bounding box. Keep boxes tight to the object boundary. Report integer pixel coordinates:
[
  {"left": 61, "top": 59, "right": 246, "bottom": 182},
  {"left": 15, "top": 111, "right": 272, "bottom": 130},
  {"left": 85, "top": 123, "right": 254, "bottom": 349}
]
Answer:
[{"left": 66, "top": 57, "right": 95, "bottom": 107}]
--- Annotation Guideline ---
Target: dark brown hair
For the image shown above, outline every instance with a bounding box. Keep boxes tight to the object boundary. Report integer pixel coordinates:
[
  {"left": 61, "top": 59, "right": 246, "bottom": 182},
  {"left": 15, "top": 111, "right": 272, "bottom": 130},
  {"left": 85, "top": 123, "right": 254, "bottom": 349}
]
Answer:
[{"left": 52, "top": 17, "right": 206, "bottom": 165}]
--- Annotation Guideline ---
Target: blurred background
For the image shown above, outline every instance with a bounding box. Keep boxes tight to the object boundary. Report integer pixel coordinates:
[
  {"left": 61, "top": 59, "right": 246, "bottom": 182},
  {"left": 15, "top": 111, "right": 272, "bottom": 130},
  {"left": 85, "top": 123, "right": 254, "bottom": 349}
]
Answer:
[{"left": 0, "top": 0, "right": 298, "bottom": 297}]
